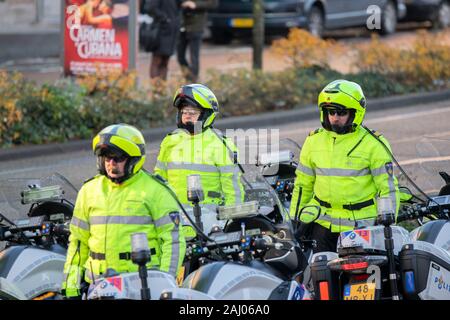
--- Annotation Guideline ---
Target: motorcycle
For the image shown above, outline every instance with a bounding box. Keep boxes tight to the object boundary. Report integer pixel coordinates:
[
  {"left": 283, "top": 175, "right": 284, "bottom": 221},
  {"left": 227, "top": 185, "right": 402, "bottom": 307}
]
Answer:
[
  {"left": 0, "top": 173, "right": 76, "bottom": 300},
  {"left": 87, "top": 140, "right": 312, "bottom": 300},
  {"left": 257, "top": 138, "right": 301, "bottom": 209},
  {"left": 255, "top": 138, "right": 317, "bottom": 293},
  {"left": 159, "top": 164, "right": 313, "bottom": 300},
  {"left": 86, "top": 269, "right": 178, "bottom": 300},
  {"left": 309, "top": 136, "right": 450, "bottom": 300},
  {"left": 177, "top": 138, "right": 304, "bottom": 279}
]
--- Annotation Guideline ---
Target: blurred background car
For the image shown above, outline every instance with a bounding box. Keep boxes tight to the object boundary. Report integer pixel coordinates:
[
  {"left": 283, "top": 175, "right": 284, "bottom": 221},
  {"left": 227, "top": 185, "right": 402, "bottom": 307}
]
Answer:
[
  {"left": 208, "top": 0, "right": 407, "bottom": 43},
  {"left": 401, "top": 0, "right": 449, "bottom": 29}
]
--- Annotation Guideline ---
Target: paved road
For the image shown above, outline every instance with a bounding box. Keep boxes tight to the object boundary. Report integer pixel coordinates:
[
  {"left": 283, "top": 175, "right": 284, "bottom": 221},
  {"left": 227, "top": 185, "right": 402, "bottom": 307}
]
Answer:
[{"left": 0, "top": 99, "right": 449, "bottom": 219}]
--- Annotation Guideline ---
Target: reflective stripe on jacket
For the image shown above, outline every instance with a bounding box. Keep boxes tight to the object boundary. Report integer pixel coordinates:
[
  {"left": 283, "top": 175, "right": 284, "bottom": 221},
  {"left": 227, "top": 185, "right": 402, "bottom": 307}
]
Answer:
[
  {"left": 290, "top": 126, "right": 400, "bottom": 233},
  {"left": 62, "top": 171, "right": 186, "bottom": 296},
  {"left": 154, "top": 128, "right": 244, "bottom": 206}
]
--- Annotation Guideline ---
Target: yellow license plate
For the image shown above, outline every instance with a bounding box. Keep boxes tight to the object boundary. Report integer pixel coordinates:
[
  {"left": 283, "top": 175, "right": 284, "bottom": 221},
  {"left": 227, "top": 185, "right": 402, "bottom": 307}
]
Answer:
[
  {"left": 343, "top": 283, "right": 376, "bottom": 300},
  {"left": 231, "top": 18, "right": 254, "bottom": 28}
]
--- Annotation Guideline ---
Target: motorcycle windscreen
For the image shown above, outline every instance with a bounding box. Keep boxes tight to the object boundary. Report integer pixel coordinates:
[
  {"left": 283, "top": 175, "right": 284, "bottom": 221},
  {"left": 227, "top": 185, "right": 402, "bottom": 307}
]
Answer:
[{"left": 0, "top": 173, "right": 78, "bottom": 220}]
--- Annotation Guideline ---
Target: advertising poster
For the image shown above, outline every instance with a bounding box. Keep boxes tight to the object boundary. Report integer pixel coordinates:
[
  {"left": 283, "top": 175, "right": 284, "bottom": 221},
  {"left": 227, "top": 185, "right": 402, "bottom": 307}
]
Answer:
[{"left": 63, "top": 0, "right": 133, "bottom": 76}]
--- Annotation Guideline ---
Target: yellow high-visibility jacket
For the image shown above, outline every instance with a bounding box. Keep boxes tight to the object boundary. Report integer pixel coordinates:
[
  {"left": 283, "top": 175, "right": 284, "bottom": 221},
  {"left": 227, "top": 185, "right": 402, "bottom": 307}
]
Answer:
[
  {"left": 155, "top": 128, "right": 244, "bottom": 206},
  {"left": 62, "top": 171, "right": 186, "bottom": 297},
  {"left": 290, "top": 126, "right": 400, "bottom": 232}
]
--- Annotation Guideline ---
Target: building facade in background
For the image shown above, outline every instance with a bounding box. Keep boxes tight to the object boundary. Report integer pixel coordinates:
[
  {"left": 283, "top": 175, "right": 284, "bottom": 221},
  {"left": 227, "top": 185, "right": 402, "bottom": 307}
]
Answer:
[{"left": 0, "top": 0, "right": 60, "bottom": 28}]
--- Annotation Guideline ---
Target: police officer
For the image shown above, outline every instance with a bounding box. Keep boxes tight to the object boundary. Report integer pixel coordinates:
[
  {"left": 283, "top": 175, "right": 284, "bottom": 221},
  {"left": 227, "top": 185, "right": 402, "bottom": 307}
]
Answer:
[
  {"left": 62, "top": 124, "right": 186, "bottom": 298},
  {"left": 290, "top": 80, "right": 400, "bottom": 253},
  {"left": 154, "top": 83, "right": 244, "bottom": 207}
]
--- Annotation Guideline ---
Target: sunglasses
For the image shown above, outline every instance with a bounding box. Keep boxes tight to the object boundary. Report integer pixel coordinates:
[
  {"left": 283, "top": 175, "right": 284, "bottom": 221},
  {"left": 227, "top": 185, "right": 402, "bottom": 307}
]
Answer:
[
  {"left": 104, "top": 154, "right": 128, "bottom": 163},
  {"left": 327, "top": 109, "right": 349, "bottom": 116}
]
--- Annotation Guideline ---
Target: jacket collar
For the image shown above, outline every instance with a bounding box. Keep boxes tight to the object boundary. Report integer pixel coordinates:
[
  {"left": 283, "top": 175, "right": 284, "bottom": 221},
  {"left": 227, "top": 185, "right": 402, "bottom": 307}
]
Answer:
[
  {"left": 107, "top": 170, "right": 142, "bottom": 188},
  {"left": 324, "top": 126, "right": 364, "bottom": 140}
]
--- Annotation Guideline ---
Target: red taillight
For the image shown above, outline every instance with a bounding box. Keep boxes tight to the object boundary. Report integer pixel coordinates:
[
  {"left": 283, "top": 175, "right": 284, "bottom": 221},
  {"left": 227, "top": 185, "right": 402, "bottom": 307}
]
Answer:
[
  {"left": 352, "top": 274, "right": 369, "bottom": 282},
  {"left": 341, "top": 261, "right": 369, "bottom": 271},
  {"left": 319, "top": 282, "right": 330, "bottom": 300},
  {"left": 327, "top": 256, "right": 371, "bottom": 273}
]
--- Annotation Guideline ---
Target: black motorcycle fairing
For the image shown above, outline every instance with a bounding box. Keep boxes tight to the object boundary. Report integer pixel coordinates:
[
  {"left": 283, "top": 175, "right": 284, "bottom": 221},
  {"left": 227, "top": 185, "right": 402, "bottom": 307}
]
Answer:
[
  {"left": 246, "top": 259, "right": 288, "bottom": 281},
  {"left": 267, "top": 281, "right": 292, "bottom": 300},
  {"left": 264, "top": 244, "right": 308, "bottom": 279},
  {"left": 28, "top": 201, "right": 73, "bottom": 219},
  {"left": 182, "top": 261, "right": 228, "bottom": 293},
  {"left": 47, "top": 243, "right": 68, "bottom": 256}
]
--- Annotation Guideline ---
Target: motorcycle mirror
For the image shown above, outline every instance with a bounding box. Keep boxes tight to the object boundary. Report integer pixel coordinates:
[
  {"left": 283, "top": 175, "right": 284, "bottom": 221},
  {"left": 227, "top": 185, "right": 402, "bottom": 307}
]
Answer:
[
  {"left": 376, "top": 197, "right": 396, "bottom": 226},
  {"left": 438, "top": 172, "right": 450, "bottom": 196},
  {"left": 187, "top": 175, "right": 204, "bottom": 203},
  {"left": 131, "top": 233, "right": 151, "bottom": 265},
  {"left": 130, "top": 233, "right": 151, "bottom": 300}
]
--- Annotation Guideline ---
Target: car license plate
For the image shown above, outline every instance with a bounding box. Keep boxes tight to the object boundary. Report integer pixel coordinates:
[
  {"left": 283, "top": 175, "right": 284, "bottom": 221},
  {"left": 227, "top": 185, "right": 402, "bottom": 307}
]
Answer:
[
  {"left": 343, "top": 283, "right": 376, "bottom": 300},
  {"left": 231, "top": 18, "right": 254, "bottom": 28}
]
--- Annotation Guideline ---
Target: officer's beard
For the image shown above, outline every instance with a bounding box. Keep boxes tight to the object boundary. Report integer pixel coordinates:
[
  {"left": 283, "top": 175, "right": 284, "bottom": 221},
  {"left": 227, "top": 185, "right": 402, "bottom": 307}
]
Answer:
[
  {"left": 110, "top": 167, "right": 123, "bottom": 175},
  {"left": 106, "top": 160, "right": 129, "bottom": 184},
  {"left": 331, "top": 123, "right": 352, "bottom": 135},
  {"left": 178, "top": 121, "right": 203, "bottom": 134},
  {"left": 328, "top": 110, "right": 356, "bottom": 134},
  {"left": 179, "top": 121, "right": 195, "bottom": 134}
]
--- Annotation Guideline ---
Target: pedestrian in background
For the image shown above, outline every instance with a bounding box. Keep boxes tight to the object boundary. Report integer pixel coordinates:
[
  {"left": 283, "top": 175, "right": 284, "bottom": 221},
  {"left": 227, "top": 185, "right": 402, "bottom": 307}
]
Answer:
[
  {"left": 177, "top": 0, "right": 218, "bottom": 82},
  {"left": 144, "top": 0, "right": 181, "bottom": 80}
]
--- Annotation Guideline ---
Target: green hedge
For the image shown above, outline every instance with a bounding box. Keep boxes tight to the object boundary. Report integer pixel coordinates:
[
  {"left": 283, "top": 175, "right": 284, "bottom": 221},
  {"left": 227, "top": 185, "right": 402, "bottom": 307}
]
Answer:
[
  {"left": 206, "top": 66, "right": 417, "bottom": 117},
  {"left": 0, "top": 65, "right": 442, "bottom": 148},
  {"left": 0, "top": 72, "right": 170, "bottom": 147}
]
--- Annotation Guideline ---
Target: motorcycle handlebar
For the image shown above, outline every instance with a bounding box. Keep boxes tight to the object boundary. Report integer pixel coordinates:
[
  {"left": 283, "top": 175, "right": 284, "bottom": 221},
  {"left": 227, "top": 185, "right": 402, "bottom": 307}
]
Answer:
[
  {"left": 397, "top": 202, "right": 444, "bottom": 223},
  {"left": 53, "top": 223, "right": 70, "bottom": 237},
  {"left": 0, "top": 221, "right": 70, "bottom": 243},
  {"left": 253, "top": 236, "right": 283, "bottom": 251},
  {"left": 397, "top": 213, "right": 414, "bottom": 223},
  {"left": 194, "top": 233, "right": 282, "bottom": 254}
]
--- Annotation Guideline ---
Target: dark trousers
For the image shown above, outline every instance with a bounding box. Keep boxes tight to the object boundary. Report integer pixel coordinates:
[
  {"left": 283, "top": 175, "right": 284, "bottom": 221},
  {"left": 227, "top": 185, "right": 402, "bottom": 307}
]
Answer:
[
  {"left": 311, "top": 223, "right": 340, "bottom": 254},
  {"left": 150, "top": 54, "right": 170, "bottom": 80},
  {"left": 177, "top": 31, "right": 203, "bottom": 82}
]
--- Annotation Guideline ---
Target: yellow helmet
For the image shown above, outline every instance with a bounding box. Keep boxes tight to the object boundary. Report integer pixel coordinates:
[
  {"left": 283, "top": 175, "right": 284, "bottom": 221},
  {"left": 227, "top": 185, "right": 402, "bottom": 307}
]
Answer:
[
  {"left": 318, "top": 80, "right": 366, "bottom": 133},
  {"left": 92, "top": 124, "right": 146, "bottom": 181},
  {"left": 173, "top": 84, "right": 219, "bottom": 130}
]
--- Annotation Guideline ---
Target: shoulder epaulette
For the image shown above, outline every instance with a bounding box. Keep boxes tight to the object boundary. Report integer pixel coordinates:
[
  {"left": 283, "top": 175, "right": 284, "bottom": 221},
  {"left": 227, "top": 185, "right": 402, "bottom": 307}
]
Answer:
[
  {"left": 152, "top": 173, "right": 168, "bottom": 184},
  {"left": 166, "top": 128, "right": 185, "bottom": 136},
  {"left": 366, "top": 127, "right": 383, "bottom": 138},
  {"left": 142, "top": 170, "right": 168, "bottom": 184},
  {"left": 309, "top": 128, "right": 322, "bottom": 136},
  {"left": 371, "top": 129, "right": 382, "bottom": 138},
  {"left": 166, "top": 131, "right": 177, "bottom": 136},
  {"left": 83, "top": 175, "right": 98, "bottom": 185}
]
